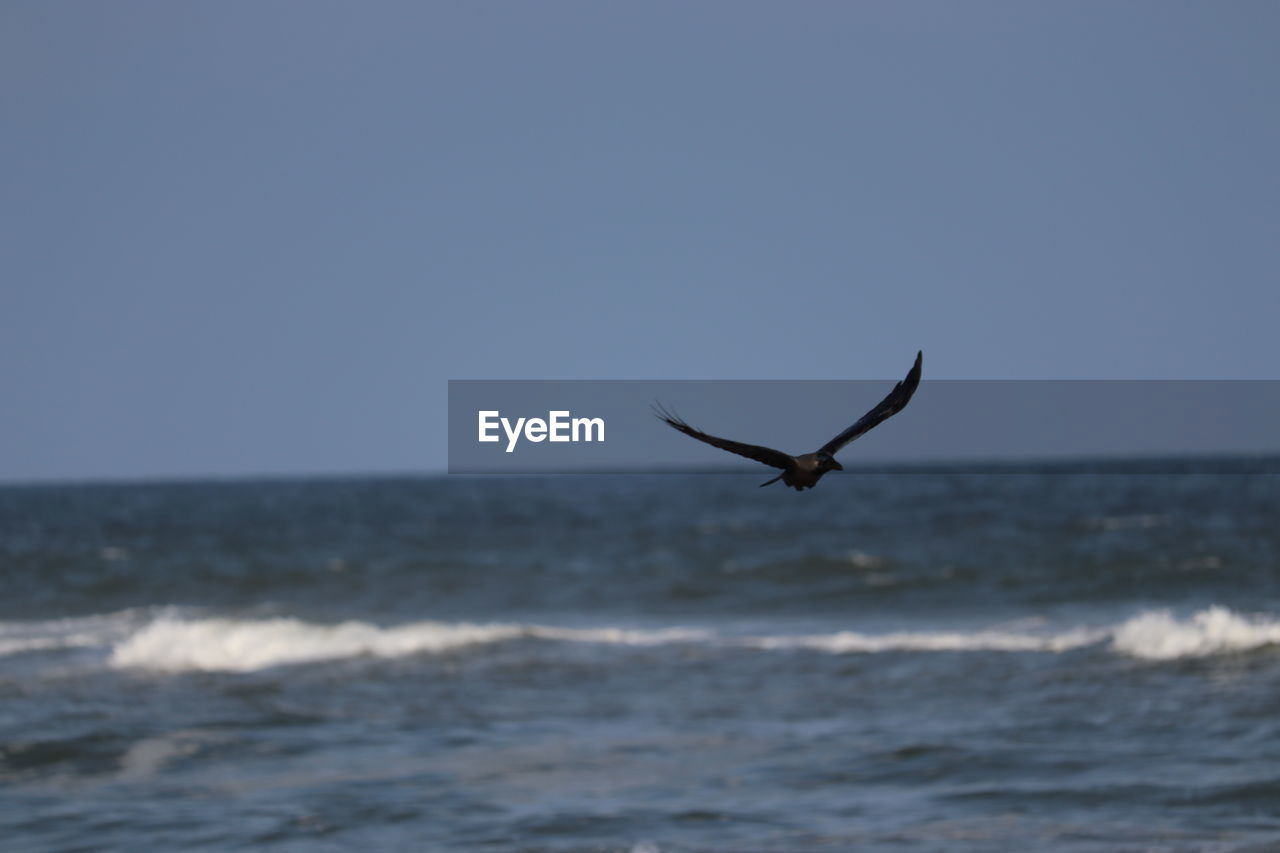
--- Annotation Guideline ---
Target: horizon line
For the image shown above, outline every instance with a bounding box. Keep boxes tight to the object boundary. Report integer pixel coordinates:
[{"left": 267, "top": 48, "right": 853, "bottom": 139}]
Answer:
[{"left": 4, "top": 449, "right": 1279, "bottom": 489}]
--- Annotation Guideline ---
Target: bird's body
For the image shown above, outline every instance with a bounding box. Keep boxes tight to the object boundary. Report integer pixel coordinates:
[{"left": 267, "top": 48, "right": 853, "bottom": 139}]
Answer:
[
  {"left": 776, "top": 452, "right": 841, "bottom": 490},
  {"left": 654, "top": 351, "right": 922, "bottom": 491}
]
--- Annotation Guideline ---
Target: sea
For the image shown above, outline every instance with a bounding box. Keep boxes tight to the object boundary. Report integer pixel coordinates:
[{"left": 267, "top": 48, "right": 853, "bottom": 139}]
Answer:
[{"left": 3, "top": 461, "right": 1280, "bottom": 852}]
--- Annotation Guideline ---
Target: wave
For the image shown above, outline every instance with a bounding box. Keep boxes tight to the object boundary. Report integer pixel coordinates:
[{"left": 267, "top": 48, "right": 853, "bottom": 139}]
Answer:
[
  {"left": 109, "top": 617, "right": 528, "bottom": 673},
  {"left": 106, "top": 618, "right": 1105, "bottom": 673},
  {"left": 744, "top": 626, "right": 1106, "bottom": 654},
  {"left": 0, "top": 611, "right": 141, "bottom": 657},
  {"left": 107, "top": 617, "right": 716, "bottom": 673},
  {"left": 776, "top": 608, "right": 1280, "bottom": 660},
  {"left": 1110, "top": 606, "right": 1280, "bottom": 660},
  {"left": 5, "top": 606, "right": 1280, "bottom": 673}
]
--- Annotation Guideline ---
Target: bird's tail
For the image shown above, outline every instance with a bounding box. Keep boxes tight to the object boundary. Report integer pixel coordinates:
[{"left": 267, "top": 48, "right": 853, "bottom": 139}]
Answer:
[{"left": 759, "top": 473, "right": 784, "bottom": 488}]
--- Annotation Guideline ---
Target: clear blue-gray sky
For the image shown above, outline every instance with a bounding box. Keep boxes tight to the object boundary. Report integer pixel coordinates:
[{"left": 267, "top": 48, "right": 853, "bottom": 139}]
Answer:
[{"left": 3, "top": 2, "right": 1277, "bottom": 482}]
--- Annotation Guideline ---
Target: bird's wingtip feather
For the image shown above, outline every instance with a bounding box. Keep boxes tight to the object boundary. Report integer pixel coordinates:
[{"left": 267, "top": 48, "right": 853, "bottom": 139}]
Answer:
[{"left": 651, "top": 400, "right": 687, "bottom": 428}]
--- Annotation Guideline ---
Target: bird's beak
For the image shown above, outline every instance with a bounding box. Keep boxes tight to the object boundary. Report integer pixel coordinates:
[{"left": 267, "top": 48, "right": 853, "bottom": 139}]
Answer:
[{"left": 831, "top": 460, "right": 844, "bottom": 471}]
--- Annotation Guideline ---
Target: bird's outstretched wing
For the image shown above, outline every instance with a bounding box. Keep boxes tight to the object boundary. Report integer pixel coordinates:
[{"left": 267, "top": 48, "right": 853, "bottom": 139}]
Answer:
[
  {"left": 818, "top": 350, "right": 922, "bottom": 457},
  {"left": 653, "top": 403, "right": 794, "bottom": 471}
]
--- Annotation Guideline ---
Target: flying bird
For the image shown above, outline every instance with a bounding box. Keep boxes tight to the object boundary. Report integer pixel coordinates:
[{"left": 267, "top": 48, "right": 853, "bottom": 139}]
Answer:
[{"left": 654, "top": 351, "right": 922, "bottom": 491}]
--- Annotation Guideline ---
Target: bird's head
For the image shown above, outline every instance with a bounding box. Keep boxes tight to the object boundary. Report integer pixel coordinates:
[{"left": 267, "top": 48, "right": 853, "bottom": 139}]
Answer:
[{"left": 817, "top": 452, "right": 843, "bottom": 472}]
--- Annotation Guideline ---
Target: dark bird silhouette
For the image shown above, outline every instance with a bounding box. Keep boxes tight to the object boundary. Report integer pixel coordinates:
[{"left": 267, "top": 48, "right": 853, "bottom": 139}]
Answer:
[{"left": 653, "top": 351, "right": 922, "bottom": 491}]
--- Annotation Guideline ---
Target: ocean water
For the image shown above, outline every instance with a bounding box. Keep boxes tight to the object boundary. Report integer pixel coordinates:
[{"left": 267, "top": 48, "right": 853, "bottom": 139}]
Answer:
[{"left": 3, "top": 463, "right": 1280, "bottom": 852}]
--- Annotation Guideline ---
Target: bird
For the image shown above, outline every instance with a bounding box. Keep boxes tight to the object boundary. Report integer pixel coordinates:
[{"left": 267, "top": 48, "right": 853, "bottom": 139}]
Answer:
[{"left": 653, "top": 351, "right": 922, "bottom": 491}]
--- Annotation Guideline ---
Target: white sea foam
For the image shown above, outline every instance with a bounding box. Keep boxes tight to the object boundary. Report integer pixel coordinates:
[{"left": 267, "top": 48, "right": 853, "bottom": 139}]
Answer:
[
  {"left": 109, "top": 617, "right": 529, "bottom": 673},
  {"left": 0, "top": 635, "right": 99, "bottom": 656},
  {"left": 7, "top": 605, "right": 1280, "bottom": 674},
  {"left": 1110, "top": 606, "right": 1280, "bottom": 660},
  {"left": 746, "top": 626, "right": 1107, "bottom": 654},
  {"left": 0, "top": 611, "right": 139, "bottom": 657},
  {"left": 107, "top": 617, "right": 717, "bottom": 673},
  {"left": 105, "top": 615, "right": 1101, "bottom": 672}
]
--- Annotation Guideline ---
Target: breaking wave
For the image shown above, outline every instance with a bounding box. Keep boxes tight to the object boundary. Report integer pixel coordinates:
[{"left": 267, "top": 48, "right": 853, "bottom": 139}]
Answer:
[
  {"left": 1110, "top": 606, "right": 1280, "bottom": 660},
  {"left": 5, "top": 606, "right": 1280, "bottom": 674},
  {"left": 744, "top": 626, "right": 1106, "bottom": 654},
  {"left": 0, "top": 611, "right": 140, "bottom": 657},
  {"left": 107, "top": 617, "right": 716, "bottom": 673}
]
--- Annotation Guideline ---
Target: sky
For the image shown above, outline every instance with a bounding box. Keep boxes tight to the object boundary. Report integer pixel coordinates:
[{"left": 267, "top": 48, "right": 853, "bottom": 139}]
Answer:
[{"left": 2, "top": 2, "right": 1278, "bottom": 482}]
